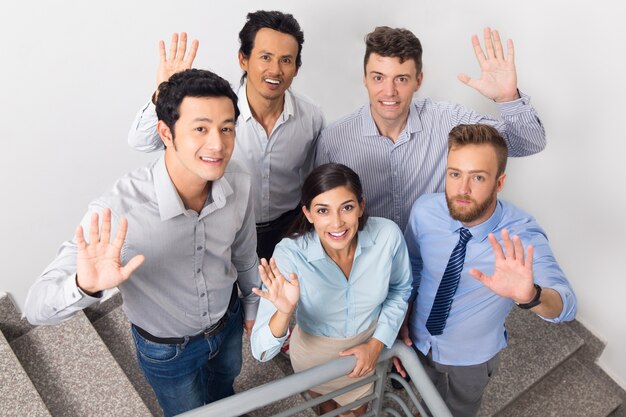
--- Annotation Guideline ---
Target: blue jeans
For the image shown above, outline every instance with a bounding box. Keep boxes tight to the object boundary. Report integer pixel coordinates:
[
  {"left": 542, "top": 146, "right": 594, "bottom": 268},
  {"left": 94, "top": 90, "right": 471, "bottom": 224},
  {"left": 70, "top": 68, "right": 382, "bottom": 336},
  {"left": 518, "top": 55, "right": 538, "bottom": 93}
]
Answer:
[{"left": 131, "top": 299, "right": 243, "bottom": 417}]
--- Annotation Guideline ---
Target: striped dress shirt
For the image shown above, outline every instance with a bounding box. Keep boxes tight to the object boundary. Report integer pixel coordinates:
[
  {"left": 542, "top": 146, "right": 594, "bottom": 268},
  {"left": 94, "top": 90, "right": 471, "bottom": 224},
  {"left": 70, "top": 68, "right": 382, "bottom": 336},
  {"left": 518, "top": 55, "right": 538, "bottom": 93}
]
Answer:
[{"left": 315, "top": 93, "right": 545, "bottom": 231}]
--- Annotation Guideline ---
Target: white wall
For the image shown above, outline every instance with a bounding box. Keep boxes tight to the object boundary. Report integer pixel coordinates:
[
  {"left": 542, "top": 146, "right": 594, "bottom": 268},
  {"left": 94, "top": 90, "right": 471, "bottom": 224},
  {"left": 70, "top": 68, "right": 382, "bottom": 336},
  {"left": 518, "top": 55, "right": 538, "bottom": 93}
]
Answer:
[{"left": 1, "top": 0, "right": 624, "bottom": 388}]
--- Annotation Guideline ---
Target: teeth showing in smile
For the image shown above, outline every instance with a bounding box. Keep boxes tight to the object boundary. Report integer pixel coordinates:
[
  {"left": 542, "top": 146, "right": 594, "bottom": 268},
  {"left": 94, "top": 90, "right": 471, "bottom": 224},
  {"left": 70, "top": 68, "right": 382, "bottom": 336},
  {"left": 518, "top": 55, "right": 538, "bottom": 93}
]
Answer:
[
  {"left": 381, "top": 101, "right": 398, "bottom": 105},
  {"left": 265, "top": 78, "right": 280, "bottom": 85},
  {"left": 329, "top": 230, "right": 347, "bottom": 237},
  {"left": 200, "top": 157, "right": 220, "bottom": 162}
]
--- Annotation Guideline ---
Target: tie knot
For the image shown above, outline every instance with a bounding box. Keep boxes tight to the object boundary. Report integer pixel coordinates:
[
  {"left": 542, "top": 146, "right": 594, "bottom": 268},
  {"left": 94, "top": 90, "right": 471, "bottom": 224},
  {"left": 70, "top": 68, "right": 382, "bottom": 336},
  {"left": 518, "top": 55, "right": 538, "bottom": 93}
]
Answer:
[{"left": 459, "top": 227, "right": 472, "bottom": 245}]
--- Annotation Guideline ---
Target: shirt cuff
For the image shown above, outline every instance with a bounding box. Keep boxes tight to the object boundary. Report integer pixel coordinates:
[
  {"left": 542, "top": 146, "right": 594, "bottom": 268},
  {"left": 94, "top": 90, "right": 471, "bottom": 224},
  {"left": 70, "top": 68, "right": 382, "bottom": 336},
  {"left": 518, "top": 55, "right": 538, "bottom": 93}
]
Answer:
[
  {"left": 373, "top": 324, "right": 396, "bottom": 349},
  {"left": 539, "top": 284, "right": 577, "bottom": 323},
  {"left": 497, "top": 90, "right": 531, "bottom": 115},
  {"left": 254, "top": 323, "right": 290, "bottom": 361},
  {"left": 241, "top": 296, "right": 260, "bottom": 321},
  {"left": 64, "top": 274, "right": 102, "bottom": 309}
]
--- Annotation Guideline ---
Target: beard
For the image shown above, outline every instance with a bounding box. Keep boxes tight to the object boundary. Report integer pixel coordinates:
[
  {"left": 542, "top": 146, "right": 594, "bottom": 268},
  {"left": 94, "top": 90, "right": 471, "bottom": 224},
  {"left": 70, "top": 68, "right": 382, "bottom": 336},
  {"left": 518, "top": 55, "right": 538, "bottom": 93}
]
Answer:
[{"left": 446, "top": 190, "right": 497, "bottom": 224}]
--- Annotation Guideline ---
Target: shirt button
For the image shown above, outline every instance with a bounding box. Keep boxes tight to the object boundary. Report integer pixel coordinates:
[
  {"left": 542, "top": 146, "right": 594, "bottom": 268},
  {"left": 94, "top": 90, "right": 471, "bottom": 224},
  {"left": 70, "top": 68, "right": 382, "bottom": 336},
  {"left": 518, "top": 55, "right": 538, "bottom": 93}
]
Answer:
[
  {"left": 202, "top": 312, "right": 207, "bottom": 316},
  {"left": 196, "top": 268, "right": 201, "bottom": 274},
  {"left": 200, "top": 293, "right": 206, "bottom": 298}
]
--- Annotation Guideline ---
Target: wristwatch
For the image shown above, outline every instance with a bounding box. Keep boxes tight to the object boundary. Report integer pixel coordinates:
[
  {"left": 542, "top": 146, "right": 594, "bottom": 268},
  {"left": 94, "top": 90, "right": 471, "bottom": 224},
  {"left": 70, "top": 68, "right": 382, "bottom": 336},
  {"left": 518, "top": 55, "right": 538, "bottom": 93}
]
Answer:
[{"left": 516, "top": 284, "right": 542, "bottom": 309}]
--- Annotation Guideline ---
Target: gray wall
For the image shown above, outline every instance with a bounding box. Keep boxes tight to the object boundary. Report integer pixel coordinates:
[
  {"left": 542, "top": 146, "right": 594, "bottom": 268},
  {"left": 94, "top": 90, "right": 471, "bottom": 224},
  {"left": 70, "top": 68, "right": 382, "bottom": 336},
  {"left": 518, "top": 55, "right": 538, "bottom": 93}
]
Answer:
[{"left": 1, "top": 0, "right": 624, "bottom": 388}]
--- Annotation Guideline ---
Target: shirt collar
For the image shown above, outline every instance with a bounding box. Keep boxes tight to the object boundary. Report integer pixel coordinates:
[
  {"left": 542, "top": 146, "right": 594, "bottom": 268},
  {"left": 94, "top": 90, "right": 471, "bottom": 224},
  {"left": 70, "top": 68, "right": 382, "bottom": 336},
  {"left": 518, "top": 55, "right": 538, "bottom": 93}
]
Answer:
[
  {"left": 237, "top": 79, "right": 294, "bottom": 122},
  {"left": 448, "top": 199, "right": 504, "bottom": 242},
  {"left": 152, "top": 155, "right": 233, "bottom": 221},
  {"left": 360, "top": 100, "right": 423, "bottom": 138},
  {"left": 305, "top": 225, "right": 375, "bottom": 262}
]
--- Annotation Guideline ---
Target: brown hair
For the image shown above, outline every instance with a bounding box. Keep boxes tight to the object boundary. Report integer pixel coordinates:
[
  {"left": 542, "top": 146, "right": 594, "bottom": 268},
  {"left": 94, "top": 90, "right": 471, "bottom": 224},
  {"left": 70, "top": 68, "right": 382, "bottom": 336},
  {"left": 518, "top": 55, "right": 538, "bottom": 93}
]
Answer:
[
  {"left": 448, "top": 124, "right": 509, "bottom": 176},
  {"left": 364, "top": 26, "right": 423, "bottom": 74}
]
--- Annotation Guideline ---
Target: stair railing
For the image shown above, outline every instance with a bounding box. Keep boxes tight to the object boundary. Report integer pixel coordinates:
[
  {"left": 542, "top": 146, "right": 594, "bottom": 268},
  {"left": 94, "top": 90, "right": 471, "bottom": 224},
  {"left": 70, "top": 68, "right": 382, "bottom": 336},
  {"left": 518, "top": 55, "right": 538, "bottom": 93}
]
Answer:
[{"left": 178, "top": 340, "right": 452, "bottom": 417}]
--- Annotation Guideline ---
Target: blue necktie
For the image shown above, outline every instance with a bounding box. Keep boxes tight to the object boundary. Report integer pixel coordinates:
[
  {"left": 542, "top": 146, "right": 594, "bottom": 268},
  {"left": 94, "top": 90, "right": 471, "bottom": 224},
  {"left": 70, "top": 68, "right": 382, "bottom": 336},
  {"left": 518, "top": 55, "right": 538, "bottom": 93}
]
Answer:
[{"left": 426, "top": 227, "right": 473, "bottom": 336}]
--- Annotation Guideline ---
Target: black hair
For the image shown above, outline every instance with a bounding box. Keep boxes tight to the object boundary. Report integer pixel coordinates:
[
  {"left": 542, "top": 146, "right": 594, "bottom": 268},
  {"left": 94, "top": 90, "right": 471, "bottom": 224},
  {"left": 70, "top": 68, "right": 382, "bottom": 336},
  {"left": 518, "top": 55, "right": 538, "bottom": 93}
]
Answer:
[
  {"left": 238, "top": 10, "right": 304, "bottom": 79},
  {"left": 155, "top": 69, "right": 239, "bottom": 139}
]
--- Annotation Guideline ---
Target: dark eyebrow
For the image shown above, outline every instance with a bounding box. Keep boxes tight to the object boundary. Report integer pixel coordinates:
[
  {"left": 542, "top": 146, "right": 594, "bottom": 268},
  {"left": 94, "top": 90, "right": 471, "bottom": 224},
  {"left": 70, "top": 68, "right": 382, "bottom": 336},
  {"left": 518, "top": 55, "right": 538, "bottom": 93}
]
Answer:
[
  {"left": 192, "top": 117, "right": 236, "bottom": 124},
  {"left": 313, "top": 199, "right": 356, "bottom": 207}
]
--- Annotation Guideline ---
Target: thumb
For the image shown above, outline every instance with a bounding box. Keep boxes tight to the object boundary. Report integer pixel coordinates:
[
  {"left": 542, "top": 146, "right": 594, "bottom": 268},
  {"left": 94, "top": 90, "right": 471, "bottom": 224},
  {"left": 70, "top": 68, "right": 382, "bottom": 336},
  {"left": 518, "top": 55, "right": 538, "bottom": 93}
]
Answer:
[
  {"left": 339, "top": 348, "right": 354, "bottom": 357},
  {"left": 121, "top": 255, "right": 145, "bottom": 279},
  {"left": 457, "top": 73, "right": 472, "bottom": 85},
  {"left": 289, "top": 273, "right": 300, "bottom": 287},
  {"left": 468, "top": 268, "right": 487, "bottom": 283}
]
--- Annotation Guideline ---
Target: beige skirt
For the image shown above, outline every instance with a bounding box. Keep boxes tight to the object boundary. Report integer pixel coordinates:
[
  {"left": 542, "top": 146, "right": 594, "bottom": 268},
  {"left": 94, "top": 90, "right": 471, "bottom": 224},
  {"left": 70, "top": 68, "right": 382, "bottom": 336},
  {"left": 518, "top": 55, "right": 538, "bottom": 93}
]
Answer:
[{"left": 289, "top": 321, "right": 377, "bottom": 406}]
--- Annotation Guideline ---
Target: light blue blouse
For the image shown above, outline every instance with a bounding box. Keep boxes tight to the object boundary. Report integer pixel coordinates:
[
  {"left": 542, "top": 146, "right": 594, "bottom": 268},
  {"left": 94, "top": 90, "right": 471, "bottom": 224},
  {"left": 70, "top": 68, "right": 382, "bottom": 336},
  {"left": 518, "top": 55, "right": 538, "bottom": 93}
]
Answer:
[{"left": 251, "top": 217, "right": 412, "bottom": 362}]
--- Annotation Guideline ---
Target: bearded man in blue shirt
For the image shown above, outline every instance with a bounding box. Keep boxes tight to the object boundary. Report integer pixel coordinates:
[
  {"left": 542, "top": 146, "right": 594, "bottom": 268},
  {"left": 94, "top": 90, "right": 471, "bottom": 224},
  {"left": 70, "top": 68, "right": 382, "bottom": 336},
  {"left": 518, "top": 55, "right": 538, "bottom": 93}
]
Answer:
[{"left": 397, "top": 124, "right": 576, "bottom": 417}]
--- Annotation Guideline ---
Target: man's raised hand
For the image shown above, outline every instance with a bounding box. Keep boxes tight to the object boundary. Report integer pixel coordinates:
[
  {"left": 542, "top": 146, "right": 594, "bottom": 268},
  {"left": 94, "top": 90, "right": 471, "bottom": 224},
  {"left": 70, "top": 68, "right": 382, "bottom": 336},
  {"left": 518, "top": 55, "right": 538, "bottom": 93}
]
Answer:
[
  {"left": 75, "top": 208, "right": 144, "bottom": 295},
  {"left": 458, "top": 27, "right": 519, "bottom": 103},
  {"left": 468, "top": 228, "right": 536, "bottom": 304},
  {"left": 156, "top": 32, "right": 199, "bottom": 89}
]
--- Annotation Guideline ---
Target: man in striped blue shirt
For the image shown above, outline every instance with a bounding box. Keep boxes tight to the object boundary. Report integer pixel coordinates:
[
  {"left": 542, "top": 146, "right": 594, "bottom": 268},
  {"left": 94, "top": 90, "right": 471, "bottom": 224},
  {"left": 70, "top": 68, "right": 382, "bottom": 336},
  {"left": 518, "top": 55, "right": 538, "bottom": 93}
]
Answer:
[{"left": 315, "top": 27, "right": 545, "bottom": 231}]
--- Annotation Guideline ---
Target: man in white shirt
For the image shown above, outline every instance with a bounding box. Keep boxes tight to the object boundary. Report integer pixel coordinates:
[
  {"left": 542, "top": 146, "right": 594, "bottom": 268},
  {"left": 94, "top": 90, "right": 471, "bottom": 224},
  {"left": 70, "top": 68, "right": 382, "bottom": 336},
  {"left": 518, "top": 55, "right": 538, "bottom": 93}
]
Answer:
[{"left": 128, "top": 11, "right": 324, "bottom": 260}]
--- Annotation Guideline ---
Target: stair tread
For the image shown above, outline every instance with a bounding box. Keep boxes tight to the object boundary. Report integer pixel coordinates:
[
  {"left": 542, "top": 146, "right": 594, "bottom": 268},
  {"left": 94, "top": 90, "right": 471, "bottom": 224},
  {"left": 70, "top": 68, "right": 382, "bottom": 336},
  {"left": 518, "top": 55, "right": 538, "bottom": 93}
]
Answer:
[
  {"left": 91, "top": 305, "right": 162, "bottom": 416},
  {"left": 498, "top": 357, "right": 622, "bottom": 417},
  {"left": 478, "top": 308, "right": 585, "bottom": 416},
  {"left": 10, "top": 311, "right": 151, "bottom": 417},
  {"left": 84, "top": 291, "right": 123, "bottom": 323},
  {"left": 0, "top": 294, "right": 34, "bottom": 343},
  {"left": 0, "top": 330, "right": 51, "bottom": 417}
]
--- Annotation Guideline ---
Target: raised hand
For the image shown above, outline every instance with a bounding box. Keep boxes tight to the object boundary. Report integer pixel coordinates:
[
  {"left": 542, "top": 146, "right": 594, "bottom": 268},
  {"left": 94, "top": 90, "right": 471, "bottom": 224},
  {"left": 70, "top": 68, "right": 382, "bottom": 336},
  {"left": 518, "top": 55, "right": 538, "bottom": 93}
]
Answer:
[
  {"left": 457, "top": 27, "right": 519, "bottom": 103},
  {"left": 340, "top": 338, "right": 384, "bottom": 378},
  {"left": 468, "top": 228, "right": 536, "bottom": 304},
  {"left": 156, "top": 32, "right": 199, "bottom": 88},
  {"left": 75, "top": 209, "right": 145, "bottom": 296},
  {"left": 252, "top": 258, "right": 300, "bottom": 315}
]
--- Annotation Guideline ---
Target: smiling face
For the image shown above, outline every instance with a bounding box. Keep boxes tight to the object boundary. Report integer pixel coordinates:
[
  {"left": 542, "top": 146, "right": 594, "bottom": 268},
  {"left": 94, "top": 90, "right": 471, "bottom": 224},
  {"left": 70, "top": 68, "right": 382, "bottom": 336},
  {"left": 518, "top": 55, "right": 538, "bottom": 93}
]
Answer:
[
  {"left": 363, "top": 53, "right": 422, "bottom": 132},
  {"left": 159, "top": 96, "right": 236, "bottom": 189},
  {"left": 239, "top": 28, "right": 299, "bottom": 102},
  {"left": 303, "top": 185, "right": 365, "bottom": 258},
  {"left": 445, "top": 144, "right": 506, "bottom": 227}
]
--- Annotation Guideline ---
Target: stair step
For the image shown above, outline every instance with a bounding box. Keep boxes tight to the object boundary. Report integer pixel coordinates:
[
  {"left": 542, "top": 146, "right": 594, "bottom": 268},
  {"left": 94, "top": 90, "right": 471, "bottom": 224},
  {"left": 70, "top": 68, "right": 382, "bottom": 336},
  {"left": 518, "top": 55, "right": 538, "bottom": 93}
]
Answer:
[
  {"left": 497, "top": 357, "right": 622, "bottom": 416},
  {"left": 89, "top": 300, "right": 314, "bottom": 417},
  {"left": 0, "top": 330, "right": 51, "bottom": 417},
  {"left": 0, "top": 294, "right": 34, "bottom": 342},
  {"left": 90, "top": 305, "right": 162, "bottom": 416},
  {"left": 10, "top": 311, "right": 152, "bottom": 417},
  {"left": 477, "top": 308, "right": 585, "bottom": 416},
  {"left": 83, "top": 290, "right": 123, "bottom": 323}
]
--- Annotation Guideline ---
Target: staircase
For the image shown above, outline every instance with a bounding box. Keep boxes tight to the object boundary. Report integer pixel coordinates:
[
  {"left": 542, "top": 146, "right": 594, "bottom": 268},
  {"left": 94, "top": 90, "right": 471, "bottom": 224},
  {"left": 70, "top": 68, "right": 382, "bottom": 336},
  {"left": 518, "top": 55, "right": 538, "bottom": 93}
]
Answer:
[{"left": 1, "top": 292, "right": 624, "bottom": 417}]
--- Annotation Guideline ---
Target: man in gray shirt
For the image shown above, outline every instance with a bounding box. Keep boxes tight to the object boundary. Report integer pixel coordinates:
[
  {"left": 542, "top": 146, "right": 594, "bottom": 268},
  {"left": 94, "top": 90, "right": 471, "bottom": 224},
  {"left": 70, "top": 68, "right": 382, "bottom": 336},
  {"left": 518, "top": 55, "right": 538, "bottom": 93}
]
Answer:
[
  {"left": 128, "top": 11, "right": 324, "bottom": 260},
  {"left": 316, "top": 27, "right": 546, "bottom": 231},
  {"left": 24, "top": 69, "right": 260, "bottom": 417}
]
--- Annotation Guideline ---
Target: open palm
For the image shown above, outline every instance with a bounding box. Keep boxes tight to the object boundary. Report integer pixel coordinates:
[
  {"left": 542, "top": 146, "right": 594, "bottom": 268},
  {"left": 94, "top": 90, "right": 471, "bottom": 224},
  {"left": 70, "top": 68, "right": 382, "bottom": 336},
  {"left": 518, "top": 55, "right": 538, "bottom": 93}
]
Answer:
[
  {"left": 75, "top": 209, "right": 144, "bottom": 295},
  {"left": 468, "top": 228, "right": 536, "bottom": 303},
  {"left": 253, "top": 258, "right": 300, "bottom": 315},
  {"left": 458, "top": 27, "right": 519, "bottom": 103}
]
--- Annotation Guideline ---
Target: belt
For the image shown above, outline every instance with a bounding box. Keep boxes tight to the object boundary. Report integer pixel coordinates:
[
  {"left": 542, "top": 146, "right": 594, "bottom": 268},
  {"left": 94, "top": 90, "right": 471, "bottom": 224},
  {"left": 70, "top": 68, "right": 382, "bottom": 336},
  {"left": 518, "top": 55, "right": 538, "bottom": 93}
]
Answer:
[
  {"left": 256, "top": 207, "right": 299, "bottom": 229},
  {"left": 132, "top": 285, "right": 238, "bottom": 345}
]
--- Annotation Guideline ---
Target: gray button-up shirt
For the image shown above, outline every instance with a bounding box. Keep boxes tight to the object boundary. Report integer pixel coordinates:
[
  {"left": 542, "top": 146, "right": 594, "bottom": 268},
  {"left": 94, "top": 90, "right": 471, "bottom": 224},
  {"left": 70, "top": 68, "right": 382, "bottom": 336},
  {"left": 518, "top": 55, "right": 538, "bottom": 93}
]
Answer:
[
  {"left": 128, "top": 81, "right": 325, "bottom": 223},
  {"left": 24, "top": 156, "right": 260, "bottom": 338}
]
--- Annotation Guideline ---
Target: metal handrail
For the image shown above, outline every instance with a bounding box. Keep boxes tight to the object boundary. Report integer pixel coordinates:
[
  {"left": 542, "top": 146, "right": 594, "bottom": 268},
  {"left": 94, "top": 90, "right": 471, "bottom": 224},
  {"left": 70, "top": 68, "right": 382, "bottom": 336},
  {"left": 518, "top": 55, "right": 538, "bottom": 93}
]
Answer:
[{"left": 178, "top": 340, "right": 451, "bottom": 417}]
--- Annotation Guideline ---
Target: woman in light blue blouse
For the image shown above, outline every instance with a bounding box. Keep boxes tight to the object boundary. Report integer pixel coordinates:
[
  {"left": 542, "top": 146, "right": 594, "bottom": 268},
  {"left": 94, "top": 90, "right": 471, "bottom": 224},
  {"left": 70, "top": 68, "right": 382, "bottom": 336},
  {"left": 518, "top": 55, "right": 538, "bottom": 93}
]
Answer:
[{"left": 251, "top": 163, "right": 412, "bottom": 416}]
